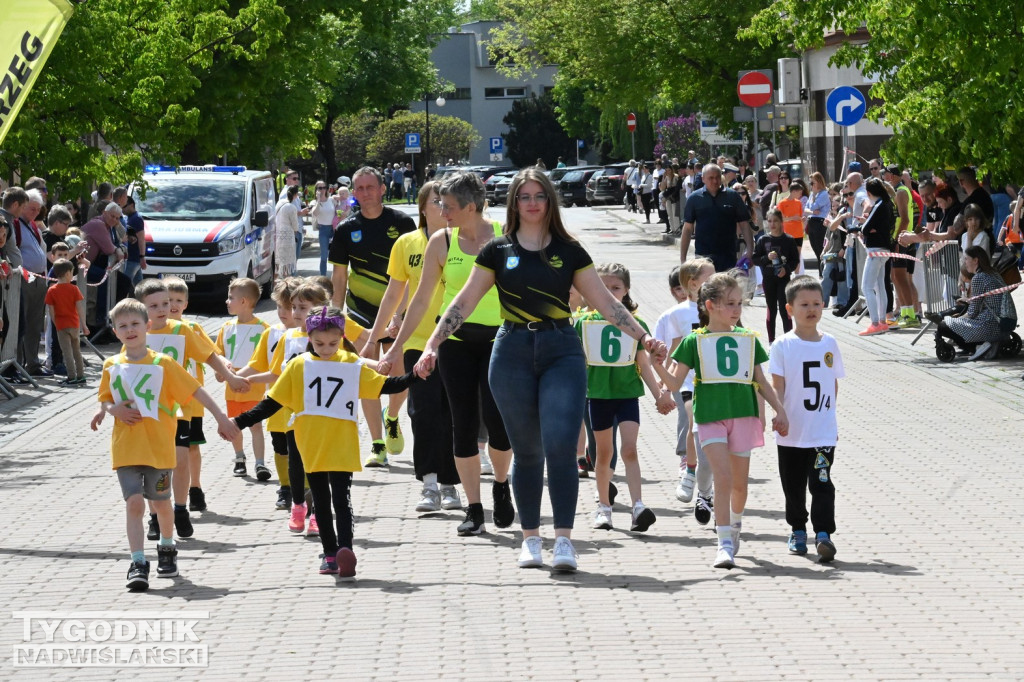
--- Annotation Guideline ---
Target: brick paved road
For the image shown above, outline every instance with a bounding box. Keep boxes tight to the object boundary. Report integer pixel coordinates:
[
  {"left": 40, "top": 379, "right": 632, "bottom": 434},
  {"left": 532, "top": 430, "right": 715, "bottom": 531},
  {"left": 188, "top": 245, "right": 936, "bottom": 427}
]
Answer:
[{"left": 2, "top": 206, "right": 1022, "bottom": 680}]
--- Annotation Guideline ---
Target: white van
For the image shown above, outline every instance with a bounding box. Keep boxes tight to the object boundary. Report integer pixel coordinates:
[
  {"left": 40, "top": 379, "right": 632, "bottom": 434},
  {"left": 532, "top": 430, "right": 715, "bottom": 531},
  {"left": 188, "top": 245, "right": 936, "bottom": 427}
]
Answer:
[{"left": 131, "top": 166, "right": 277, "bottom": 300}]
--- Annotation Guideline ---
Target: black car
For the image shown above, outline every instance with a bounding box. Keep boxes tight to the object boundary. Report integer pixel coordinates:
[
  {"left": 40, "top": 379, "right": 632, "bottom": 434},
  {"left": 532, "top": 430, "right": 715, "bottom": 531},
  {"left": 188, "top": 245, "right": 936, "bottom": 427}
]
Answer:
[
  {"left": 485, "top": 170, "right": 518, "bottom": 205},
  {"left": 558, "top": 168, "right": 602, "bottom": 207},
  {"left": 590, "top": 163, "right": 631, "bottom": 205}
]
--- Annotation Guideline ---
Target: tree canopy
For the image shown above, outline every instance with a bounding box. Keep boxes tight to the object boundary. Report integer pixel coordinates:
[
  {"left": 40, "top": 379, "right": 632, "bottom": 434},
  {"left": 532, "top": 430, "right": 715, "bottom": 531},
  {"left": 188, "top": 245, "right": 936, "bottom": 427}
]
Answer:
[{"left": 365, "top": 111, "right": 480, "bottom": 168}]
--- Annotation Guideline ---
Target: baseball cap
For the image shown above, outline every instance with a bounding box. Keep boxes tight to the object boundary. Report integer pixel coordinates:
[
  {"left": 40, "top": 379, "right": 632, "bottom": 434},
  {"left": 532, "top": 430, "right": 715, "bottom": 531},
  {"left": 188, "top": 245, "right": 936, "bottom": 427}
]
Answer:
[
  {"left": 885, "top": 164, "right": 901, "bottom": 176},
  {"left": 847, "top": 161, "right": 862, "bottom": 173}
]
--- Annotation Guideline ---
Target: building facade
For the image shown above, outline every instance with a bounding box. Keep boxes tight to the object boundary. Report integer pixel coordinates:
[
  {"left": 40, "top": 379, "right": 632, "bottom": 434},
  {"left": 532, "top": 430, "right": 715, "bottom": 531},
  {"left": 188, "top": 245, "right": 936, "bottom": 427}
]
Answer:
[{"left": 409, "top": 21, "right": 558, "bottom": 166}]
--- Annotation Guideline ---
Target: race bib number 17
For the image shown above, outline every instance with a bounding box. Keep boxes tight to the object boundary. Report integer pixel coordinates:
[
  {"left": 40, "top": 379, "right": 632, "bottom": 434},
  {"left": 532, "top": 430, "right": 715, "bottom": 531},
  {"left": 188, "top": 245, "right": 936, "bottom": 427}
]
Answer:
[
  {"left": 696, "top": 333, "right": 756, "bottom": 384},
  {"left": 301, "top": 360, "right": 361, "bottom": 422}
]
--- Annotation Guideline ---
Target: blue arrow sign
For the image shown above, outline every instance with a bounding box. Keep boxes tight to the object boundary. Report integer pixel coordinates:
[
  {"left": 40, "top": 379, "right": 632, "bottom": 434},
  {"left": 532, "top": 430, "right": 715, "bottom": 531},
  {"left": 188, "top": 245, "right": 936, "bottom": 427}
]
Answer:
[
  {"left": 489, "top": 137, "right": 504, "bottom": 153},
  {"left": 826, "top": 86, "right": 867, "bottom": 127},
  {"left": 405, "top": 133, "right": 421, "bottom": 148}
]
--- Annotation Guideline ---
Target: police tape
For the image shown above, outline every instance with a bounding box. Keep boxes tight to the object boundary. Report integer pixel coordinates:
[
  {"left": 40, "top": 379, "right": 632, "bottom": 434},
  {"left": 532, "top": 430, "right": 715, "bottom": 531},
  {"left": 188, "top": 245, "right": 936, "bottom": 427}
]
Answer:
[
  {"left": 964, "top": 281, "right": 1022, "bottom": 302},
  {"left": 924, "top": 240, "right": 959, "bottom": 258},
  {"left": 866, "top": 251, "right": 921, "bottom": 262},
  {"left": 21, "top": 261, "right": 123, "bottom": 287}
]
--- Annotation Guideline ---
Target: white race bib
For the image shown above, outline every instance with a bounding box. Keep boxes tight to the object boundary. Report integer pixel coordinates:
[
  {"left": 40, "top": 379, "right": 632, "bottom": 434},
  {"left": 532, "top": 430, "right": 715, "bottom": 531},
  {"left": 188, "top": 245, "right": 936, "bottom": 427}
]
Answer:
[
  {"left": 147, "top": 333, "right": 186, "bottom": 366},
  {"left": 282, "top": 333, "right": 308, "bottom": 368},
  {"left": 107, "top": 362, "right": 166, "bottom": 421},
  {"left": 223, "top": 323, "right": 264, "bottom": 368},
  {"left": 300, "top": 359, "right": 361, "bottom": 422},
  {"left": 580, "top": 320, "right": 638, "bottom": 367},
  {"left": 266, "top": 327, "right": 285, "bottom": 366},
  {"left": 696, "top": 333, "right": 756, "bottom": 384}
]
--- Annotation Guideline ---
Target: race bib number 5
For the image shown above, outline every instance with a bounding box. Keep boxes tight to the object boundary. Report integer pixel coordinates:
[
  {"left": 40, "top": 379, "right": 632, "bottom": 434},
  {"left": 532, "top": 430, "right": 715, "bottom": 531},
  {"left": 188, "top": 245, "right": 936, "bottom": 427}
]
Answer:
[
  {"left": 108, "top": 363, "right": 165, "bottom": 421},
  {"left": 301, "top": 360, "right": 361, "bottom": 422},
  {"left": 696, "top": 333, "right": 756, "bottom": 384},
  {"left": 581, "top": 320, "right": 638, "bottom": 367}
]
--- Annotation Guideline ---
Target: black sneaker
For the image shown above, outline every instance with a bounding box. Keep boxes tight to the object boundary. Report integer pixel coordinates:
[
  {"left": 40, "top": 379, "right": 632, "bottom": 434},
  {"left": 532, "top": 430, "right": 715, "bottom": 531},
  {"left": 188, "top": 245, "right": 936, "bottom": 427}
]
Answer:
[
  {"left": 254, "top": 463, "right": 272, "bottom": 482},
  {"left": 457, "top": 504, "right": 485, "bottom": 536},
  {"left": 188, "top": 487, "right": 207, "bottom": 512},
  {"left": 174, "top": 507, "right": 194, "bottom": 538},
  {"left": 630, "top": 505, "right": 657, "bottom": 533},
  {"left": 156, "top": 545, "right": 178, "bottom": 578},
  {"left": 126, "top": 560, "right": 150, "bottom": 592},
  {"left": 609, "top": 481, "right": 618, "bottom": 507},
  {"left": 233, "top": 456, "right": 247, "bottom": 477},
  {"left": 275, "top": 486, "right": 291, "bottom": 510},
  {"left": 492, "top": 480, "right": 515, "bottom": 528},
  {"left": 694, "top": 493, "right": 712, "bottom": 526},
  {"left": 146, "top": 513, "right": 160, "bottom": 541}
]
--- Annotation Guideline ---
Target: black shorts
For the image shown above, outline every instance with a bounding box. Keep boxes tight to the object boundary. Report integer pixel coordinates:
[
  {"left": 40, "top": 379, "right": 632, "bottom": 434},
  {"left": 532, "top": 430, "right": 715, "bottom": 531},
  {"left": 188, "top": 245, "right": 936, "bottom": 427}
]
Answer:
[
  {"left": 175, "top": 419, "right": 190, "bottom": 448},
  {"left": 892, "top": 243, "right": 916, "bottom": 272},
  {"left": 681, "top": 391, "right": 693, "bottom": 403},
  {"left": 189, "top": 416, "right": 207, "bottom": 446},
  {"left": 270, "top": 431, "right": 288, "bottom": 456},
  {"left": 588, "top": 397, "right": 640, "bottom": 432}
]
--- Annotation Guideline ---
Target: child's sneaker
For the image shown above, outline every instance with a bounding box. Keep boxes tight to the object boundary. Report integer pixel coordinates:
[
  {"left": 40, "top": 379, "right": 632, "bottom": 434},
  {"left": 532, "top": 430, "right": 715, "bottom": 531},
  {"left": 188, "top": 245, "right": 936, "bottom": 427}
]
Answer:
[
  {"left": 147, "top": 513, "right": 160, "bottom": 541},
  {"left": 318, "top": 555, "right": 338, "bottom": 574},
  {"left": 364, "top": 441, "right": 388, "bottom": 468},
  {"left": 713, "top": 542, "right": 736, "bottom": 569},
  {"left": 306, "top": 515, "right": 319, "bottom": 537},
  {"left": 440, "top": 485, "right": 462, "bottom": 510},
  {"left": 593, "top": 481, "right": 618, "bottom": 506},
  {"left": 693, "top": 493, "right": 713, "bottom": 526},
  {"left": 156, "top": 545, "right": 178, "bottom": 578},
  {"left": 126, "top": 560, "right": 150, "bottom": 591},
  {"left": 335, "top": 547, "right": 357, "bottom": 580},
  {"left": 675, "top": 469, "right": 696, "bottom": 502},
  {"left": 816, "top": 532, "right": 837, "bottom": 563},
  {"left": 382, "top": 408, "right": 405, "bottom": 455},
  {"left": 232, "top": 455, "right": 247, "bottom": 477},
  {"left": 289, "top": 503, "right": 307, "bottom": 533},
  {"left": 254, "top": 463, "right": 272, "bottom": 482},
  {"left": 275, "top": 487, "right": 291, "bottom": 510},
  {"left": 188, "top": 487, "right": 207, "bottom": 512},
  {"left": 592, "top": 504, "right": 613, "bottom": 530},
  {"left": 788, "top": 531, "right": 808, "bottom": 555},
  {"left": 630, "top": 502, "right": 657, "bottom": 533},
  {"left": 173, "top": 507, "right": 194, "bottom": 538},
  {"left": 416, "top": 487, "right": 441, "bottom": 512}
]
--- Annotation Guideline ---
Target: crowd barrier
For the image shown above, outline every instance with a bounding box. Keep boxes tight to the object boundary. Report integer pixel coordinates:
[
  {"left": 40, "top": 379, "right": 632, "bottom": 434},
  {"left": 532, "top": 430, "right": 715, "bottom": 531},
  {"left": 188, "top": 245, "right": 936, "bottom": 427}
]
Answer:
[{"left": 911, "top": 240, "right": 962, "bottom": 345}]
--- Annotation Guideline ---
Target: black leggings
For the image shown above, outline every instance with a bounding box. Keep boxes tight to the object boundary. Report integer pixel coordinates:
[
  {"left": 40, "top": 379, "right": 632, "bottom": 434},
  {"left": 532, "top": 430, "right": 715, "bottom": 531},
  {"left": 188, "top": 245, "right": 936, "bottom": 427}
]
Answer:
[
  {"left": 935, "top": 321, "right": 969, "bottom": 348},
  {"left": 404, "top": 349, "right": 459, "bottom": 485},
  {"left": 763, "top": 273, "right": 792, "bottom": 343},
  {"left": 806, "top": 218, "right": 826, "bottom": 273},
  {"left": 307, "top": 471, "right": 353, "bottom": 555},
  {"left": 286, "top": 431, "right": 307, "bottom": 506},
  {"left": 437, "top": 337, "right": 511, "bottom": 457},
  {"left": 778, "top": 445, "right": 836, "bottom": 535}
]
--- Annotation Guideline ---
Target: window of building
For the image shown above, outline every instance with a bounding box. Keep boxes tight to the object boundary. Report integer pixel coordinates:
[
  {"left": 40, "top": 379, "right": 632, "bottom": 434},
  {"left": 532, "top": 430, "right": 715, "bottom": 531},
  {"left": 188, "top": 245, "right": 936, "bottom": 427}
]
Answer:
[
  {"left": 485, "top": 87, "right": 528, "bottom": 99},
  {"left": 448, "top": 87, "right": 471, "bottom": 100}
]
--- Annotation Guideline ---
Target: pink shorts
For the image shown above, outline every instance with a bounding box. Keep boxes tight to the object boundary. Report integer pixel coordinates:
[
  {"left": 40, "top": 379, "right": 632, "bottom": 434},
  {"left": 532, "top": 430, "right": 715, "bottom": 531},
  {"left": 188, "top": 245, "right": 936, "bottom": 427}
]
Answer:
[{"left": 697, "top": 416, "right": 764, "bottom": 455}]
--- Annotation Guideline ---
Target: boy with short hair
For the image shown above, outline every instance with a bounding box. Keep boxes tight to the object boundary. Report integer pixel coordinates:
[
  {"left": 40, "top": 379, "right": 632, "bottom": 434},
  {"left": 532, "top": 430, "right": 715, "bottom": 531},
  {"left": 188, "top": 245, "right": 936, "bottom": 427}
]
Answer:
[
  {"left": 215, "top": 278, "right": 270, "bottom": 480},
  {"left": 90, "top": 299, "right": 239, "bottom": 591},
  {"left": 44, "top": 259, "right": 89, "bottom": 385},
  {"left": 769, "top": 276, "right": 845, "bottom": 562},
  {"left": 134, "top": 278, "right": 249, "bottom": 537}
]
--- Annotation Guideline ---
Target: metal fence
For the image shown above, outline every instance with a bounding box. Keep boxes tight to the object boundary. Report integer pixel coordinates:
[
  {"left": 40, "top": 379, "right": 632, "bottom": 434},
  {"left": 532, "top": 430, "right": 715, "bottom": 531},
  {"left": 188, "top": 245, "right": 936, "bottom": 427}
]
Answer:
[{"left": 911, "top": 240, "right": 962, "bottom": 345}]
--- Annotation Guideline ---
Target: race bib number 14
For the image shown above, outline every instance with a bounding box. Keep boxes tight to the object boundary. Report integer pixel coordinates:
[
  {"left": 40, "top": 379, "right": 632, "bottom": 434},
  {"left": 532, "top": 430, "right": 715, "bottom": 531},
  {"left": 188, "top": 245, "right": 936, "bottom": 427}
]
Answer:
[
  {"left": 696, "top": 333, "right": 756, "bottom": 384},
  {"left": 108, "top": 363, "right": 165, "bottom": 421},
  {"left": 301, "top": 360, "right": 361, "bottom": 422}
]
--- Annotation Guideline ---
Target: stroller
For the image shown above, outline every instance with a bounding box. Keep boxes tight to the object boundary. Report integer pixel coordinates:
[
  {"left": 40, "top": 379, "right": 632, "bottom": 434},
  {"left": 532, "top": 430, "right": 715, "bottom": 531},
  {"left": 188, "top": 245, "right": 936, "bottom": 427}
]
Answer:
[{"left": 935, "top": 290, "right": 1021, "bottom": 361}]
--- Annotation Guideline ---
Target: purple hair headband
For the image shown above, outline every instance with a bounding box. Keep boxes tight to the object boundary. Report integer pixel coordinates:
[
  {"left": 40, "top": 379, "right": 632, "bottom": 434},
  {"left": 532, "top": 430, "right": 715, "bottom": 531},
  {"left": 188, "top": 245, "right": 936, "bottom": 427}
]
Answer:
[{"left": 305, "top": 307, "right": 346, "bottom": 334}]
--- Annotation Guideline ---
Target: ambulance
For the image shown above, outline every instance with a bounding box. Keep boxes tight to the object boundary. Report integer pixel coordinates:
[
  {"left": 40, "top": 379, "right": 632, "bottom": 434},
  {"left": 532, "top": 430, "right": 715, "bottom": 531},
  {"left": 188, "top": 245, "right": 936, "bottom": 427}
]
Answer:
[{"left": 131, "top": 165, "right": 278, "bottom": 301}]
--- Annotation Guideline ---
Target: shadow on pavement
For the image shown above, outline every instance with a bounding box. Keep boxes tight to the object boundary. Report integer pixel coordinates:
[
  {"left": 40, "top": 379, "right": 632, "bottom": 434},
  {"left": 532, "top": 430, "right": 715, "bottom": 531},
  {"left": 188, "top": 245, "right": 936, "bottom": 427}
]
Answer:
[{"left": 748, "top": 556, "right": 921, "bottom": 578}]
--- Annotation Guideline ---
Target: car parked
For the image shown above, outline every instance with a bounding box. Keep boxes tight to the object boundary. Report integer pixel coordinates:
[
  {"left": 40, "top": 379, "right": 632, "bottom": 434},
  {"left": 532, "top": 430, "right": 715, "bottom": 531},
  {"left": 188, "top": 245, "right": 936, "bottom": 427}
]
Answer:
[
  {"left": 558, "top": 167, "right": 602, "bottom": 207},
  {"left": 485, "top": 170, "right": 518, "bottom": 205},
  {"left": 589, "top": 163, "right": 631, "bottom": 205},
  {"left": 492, "top": 173, "right": 517, "bottom": 205}
]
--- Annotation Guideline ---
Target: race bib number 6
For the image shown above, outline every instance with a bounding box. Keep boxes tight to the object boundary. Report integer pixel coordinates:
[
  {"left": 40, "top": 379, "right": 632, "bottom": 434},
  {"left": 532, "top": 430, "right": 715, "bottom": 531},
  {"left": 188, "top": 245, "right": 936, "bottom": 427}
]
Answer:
[
  {"left": 108, "top": 363, "right": 165, "bottom": 421},
  {"left": 696, "top": 333, "right": 756, "bottom": 384},
  {"left": 581, "top": 320, "right": 638, "bottom": 367},
  {"left": 301, "top": 360, "right": 361, "bottom": 422}
]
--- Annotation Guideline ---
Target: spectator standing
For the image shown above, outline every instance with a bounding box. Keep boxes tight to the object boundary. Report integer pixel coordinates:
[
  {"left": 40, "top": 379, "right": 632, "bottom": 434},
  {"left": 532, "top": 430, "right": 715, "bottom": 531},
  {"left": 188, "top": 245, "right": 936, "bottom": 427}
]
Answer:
[
  {"left": 82, "top": 202, "right": 126, "bottom": 335},
  {"left": 806, "top": 172, "right": 832, "bottom": 275},
  {"left": 274, "top": 185, "right": 300, "bottom": 277},
  {"left": 1, "top": 188, "right": 26, "bottom": 269},
  {"left": 86, "top": 182, "right": 113, "bottom": 221},
  {"left": 857, "top": 178, "right": 896, "bottom": 336},
  {"left": 679, "top": 164, "right": 754, "bottom": 272},
  {"left": 957, "top": 167, "right": 994, "bottom": 224},
  {"left": 44, "top": 258, "right": 88, "bottom": 385},
  {"left": 391, "top": 163, "right": 405, "bottom": 202},
  {"left": 310, "top": 182, "right": 337, "bottom": 277},
  {"left": 122, "top": 197, "right": 146, "bottom": 286},
  {"left": 16, "top": 189, "right": 50, "bottom": 375},
  {"left": 383, "top": 165, "right": 393, "bottom": 201}
]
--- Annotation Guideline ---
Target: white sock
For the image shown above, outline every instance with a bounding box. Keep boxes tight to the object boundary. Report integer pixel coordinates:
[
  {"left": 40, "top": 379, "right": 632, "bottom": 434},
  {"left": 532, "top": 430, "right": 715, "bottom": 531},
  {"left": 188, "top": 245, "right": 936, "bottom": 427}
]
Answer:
[
  {"left": 730, "top": 509, "right": 744, "bottom": 528},
  {"left": 423, "top": 473, "right": 438, "bottom": 489},
  {"left": 716, "top": 525, "right": 733, "bottom": 547}
]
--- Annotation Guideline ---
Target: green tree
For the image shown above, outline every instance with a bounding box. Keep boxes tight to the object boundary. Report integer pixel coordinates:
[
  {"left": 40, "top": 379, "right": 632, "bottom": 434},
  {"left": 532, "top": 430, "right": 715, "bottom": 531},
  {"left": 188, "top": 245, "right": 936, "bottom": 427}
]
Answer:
[
  {"left": 744, "top": 0, "right": 1024, "bottom": 178},
  {"left": 365, "top": 111, "right": 480, "bottom": 168},
  {"left": 332, "top": 112, "right": 382, "bottom": 175},
  {"left": 503, "top": 93, "right": 578, "bottom": 168}
]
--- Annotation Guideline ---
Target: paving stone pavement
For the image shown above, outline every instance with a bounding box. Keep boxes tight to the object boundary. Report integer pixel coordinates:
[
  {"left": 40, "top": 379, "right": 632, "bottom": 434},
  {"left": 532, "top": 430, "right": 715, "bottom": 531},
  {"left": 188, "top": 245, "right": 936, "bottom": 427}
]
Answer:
[{"left": 2, "top": 206, "right": 1023, "bottom": 680}]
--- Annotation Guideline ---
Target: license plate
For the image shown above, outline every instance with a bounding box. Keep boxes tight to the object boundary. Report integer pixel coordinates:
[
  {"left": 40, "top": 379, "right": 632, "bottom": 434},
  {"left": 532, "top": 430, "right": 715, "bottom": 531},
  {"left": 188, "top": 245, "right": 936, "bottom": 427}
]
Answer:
[{"left": 162, "top": 273, "right": 196, "bottom": 282}]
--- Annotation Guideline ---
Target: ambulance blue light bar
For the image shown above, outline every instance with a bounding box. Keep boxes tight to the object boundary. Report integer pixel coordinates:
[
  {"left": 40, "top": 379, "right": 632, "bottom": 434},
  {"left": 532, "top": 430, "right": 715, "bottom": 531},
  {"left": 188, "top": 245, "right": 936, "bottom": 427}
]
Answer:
[{"left": 144, "top": 165, "right": 247, "bottom": 174}]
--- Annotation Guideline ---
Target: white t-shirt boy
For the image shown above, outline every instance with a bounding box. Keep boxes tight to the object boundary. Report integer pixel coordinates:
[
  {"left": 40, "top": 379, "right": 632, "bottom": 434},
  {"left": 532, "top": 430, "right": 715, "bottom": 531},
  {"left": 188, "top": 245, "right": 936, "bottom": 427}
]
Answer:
[{"left": 768, "top": 331, "right": 845, "bottom": 448}]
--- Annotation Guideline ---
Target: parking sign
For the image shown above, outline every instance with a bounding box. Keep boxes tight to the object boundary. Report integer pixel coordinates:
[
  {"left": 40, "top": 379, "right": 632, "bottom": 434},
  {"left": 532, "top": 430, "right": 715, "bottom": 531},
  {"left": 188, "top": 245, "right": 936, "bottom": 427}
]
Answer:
[
  {"left": 489, "top": 137, "right": 504, "bottom": 153},
  {"left": 405, "top": 133, "right": 421, "bottom": 154}
]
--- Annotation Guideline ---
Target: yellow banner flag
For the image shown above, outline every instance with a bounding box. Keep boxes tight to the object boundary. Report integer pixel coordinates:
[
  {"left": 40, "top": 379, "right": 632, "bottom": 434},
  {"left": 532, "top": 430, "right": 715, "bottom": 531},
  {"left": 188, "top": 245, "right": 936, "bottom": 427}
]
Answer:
[{"left": 0, "top": 0, "right": 74, "bottom": 146}]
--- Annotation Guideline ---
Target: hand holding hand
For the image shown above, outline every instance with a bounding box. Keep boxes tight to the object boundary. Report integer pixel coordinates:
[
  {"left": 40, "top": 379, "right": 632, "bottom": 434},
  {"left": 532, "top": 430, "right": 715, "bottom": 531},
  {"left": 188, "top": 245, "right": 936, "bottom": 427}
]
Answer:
[
  {"left": 413, "top": 349, "right": 437, "bottom": 378},
  {"left": 643, "top": 336, "right": 667, "bottom": 363},
  {"left": 218, "top": 416, "right": 241, "bottom": 442},
  {"left": 771, "top": 409, "right": 789, "bottom": 437},
  {"left": 227, "top": 374, "right": 250, "bottom": 393},
  {"left": 655, "top": 391, "right": 676, "bottom": 415}
]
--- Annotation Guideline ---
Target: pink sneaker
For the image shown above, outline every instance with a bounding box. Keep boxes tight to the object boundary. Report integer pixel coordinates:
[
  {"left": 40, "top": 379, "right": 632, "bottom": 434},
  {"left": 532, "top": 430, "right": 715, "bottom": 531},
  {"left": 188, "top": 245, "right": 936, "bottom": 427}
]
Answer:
[
  {"left": 306, "top": 514, "right": 319, "bottom": 537},
  {"left": 858, "top": 322, "right": 888, "bottom": 336},
  {"left": 288, "top": 503, "right": 306, "bottom": 533},
  {"left": 336, "top": 547, "right": 357, "bottom": 580}
]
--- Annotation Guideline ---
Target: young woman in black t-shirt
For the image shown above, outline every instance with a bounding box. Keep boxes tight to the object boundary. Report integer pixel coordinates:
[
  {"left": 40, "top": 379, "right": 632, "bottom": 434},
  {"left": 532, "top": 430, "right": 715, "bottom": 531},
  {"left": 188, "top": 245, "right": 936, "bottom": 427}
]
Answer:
[{"left": 413, "top": 168, "right": 667, "bottom": 573}]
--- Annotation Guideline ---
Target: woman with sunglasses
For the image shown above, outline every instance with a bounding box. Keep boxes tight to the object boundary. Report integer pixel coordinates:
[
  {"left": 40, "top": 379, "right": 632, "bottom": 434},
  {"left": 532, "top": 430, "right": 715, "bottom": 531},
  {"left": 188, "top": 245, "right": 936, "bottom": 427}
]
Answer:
[
  {"left": 311, "top": 182, "right": 338, "bottom": 276},
  {"left": 415, "top": 167, "right": 667, "bottom": 572},
  {"left": 806, "top": 172, "right": 832, "bottom": 275}
]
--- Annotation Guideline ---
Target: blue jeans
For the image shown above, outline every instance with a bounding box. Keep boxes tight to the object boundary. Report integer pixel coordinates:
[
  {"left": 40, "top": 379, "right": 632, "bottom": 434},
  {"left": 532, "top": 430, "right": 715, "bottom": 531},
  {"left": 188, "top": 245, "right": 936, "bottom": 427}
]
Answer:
[
  {"left": 862, "top": 248, "right": 887, "bottom": 324},
  {"left": 122, "top": 259, "right": 143, "bottom": 286},
  {"left": 821, "top": 258, "right": 849, "bottom": 308},
  {"left": 488, "top": 324, "right": 586, "bottom": 530},
  {"left": 294, "top": 229, "right": 304, "bottom": 273},
  {"left": 317, "top": 224, "right": 333, "bottom": 276}
]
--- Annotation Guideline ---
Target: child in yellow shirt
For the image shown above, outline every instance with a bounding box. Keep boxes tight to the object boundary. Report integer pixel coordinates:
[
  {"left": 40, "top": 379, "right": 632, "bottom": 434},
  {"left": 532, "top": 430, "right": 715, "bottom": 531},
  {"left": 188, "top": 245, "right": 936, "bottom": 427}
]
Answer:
[{"left": 91, "top": 299, "right": 238, "bottom": 592}]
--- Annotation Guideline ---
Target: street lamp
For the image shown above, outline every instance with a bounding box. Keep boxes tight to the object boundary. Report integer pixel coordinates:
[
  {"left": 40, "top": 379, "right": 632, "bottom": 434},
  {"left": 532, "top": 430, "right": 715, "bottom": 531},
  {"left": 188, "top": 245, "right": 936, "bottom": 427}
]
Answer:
[{"left": 424, "top": 94, "right": 446, "bottom": 173}]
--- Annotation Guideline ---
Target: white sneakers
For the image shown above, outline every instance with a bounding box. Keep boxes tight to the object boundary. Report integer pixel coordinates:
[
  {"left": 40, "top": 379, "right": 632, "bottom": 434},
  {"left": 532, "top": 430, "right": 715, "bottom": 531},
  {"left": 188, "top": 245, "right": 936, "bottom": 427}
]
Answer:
[
  {"left": 714, "top": 543, "right": 736, "bottom": 569},
  {"left": 517, "top": 536, "right": 578, "bottom": 572},
  {"left": 676, "top": 469, "right": 696, "bottom": 502},
  {"left": 440, "top": 485, "right": 462, "bottom": 510},
  {"left": 517, "top": 536, "right": 543, "bottom": 568},
  {"left": 415, "top": 487, "right": 441, "bottom": 513},
  {"left": 592, "top": 505, "right": 613, "bottom": 530}
]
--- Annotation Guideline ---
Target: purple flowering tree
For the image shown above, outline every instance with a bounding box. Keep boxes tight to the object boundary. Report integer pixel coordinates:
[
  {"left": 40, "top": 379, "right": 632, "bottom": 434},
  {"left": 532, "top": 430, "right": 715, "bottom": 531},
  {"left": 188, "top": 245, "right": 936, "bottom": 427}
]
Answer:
[{"left": 653, "top": 114, "right": 703, "bottom": 161}]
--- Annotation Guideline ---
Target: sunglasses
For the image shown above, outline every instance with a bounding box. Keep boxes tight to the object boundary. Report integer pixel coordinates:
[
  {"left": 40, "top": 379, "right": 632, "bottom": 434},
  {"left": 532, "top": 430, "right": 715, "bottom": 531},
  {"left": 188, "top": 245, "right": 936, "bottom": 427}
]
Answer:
[{"left": 843, "top": 192, "right": 853, "bottom": 197}]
